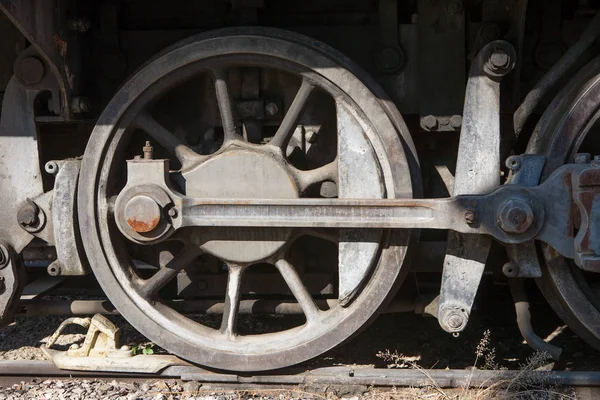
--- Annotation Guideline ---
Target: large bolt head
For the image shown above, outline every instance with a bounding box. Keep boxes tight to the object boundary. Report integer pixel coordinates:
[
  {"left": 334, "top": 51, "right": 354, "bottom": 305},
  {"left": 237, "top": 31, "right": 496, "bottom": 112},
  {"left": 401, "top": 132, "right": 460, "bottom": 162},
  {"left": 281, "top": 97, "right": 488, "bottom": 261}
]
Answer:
[
  {"left": 422, "top": 115, "right": 438, "bottom": 130},
  {"left": 497, "top": 199, "right": 534, "bottom": 234},
  {"left": 447, "top": 313, "right": 465, "bottom": 330},
  {"left": 484, "top": 43, "right": 516, "bottom": 77},
  {"left": 490, "top": 48, "right": 510, "bottom": 70},
  {"left": 124, "top": 195, "right": 162, "bottom": 233}
]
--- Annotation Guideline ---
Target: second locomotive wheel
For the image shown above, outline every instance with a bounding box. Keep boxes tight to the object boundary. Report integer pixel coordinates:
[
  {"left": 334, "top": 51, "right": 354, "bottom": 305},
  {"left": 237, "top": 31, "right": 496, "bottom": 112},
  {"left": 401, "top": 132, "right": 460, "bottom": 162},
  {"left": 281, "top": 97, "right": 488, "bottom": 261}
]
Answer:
[
  {"left": 528, "top": 56, "right": 600, "bottom": 351},
  {"left": 78, "top": 28, "right": 419, "bottom": 371}
]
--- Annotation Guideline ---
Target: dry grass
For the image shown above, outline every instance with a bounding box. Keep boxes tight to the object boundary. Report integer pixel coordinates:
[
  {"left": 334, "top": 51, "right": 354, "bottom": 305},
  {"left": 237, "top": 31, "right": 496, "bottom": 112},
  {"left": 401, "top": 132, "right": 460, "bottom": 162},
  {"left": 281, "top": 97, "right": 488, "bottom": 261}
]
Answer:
[{"left": 374, "top": 330, "right": 577, "bottom": 400}]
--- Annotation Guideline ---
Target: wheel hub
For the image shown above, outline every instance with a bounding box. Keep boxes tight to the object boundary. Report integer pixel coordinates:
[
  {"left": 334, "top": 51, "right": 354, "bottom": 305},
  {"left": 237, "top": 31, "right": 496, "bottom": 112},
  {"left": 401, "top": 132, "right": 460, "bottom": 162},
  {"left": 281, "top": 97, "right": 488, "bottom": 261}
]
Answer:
[{"left": 182, "top": 146, "right": 298, "bottom": 263}]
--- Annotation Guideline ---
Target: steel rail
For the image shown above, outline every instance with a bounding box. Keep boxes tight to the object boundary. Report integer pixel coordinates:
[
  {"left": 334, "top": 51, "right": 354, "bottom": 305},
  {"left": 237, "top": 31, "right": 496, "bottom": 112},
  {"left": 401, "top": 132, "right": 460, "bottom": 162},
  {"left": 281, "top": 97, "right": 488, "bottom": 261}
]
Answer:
[{"left": 1, "top": 360, "right": 600, "bottom": 389}]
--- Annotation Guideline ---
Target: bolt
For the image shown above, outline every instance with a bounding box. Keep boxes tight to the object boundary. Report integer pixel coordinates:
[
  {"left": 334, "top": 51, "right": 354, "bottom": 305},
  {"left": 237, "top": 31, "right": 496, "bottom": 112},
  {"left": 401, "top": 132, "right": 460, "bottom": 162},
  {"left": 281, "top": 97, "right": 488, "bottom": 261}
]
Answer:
[
  {"left": 17, "top": 199, "right": 39, "bottom": 229},
  {"left": 45, "top": 161, "right": 59, "bottom": 175},
  {"left": 265, "top": 102, "right": 279, "bottom": 116},
  {"left": 143, "top": 141, "right": 154, "bottom": 160},
  {"left": 490, "top": 48, "right": 510, "bottom": 70},
  {"left": 134, "top": 155, "right": 142, "bottom": 160},
  {"left": 574, "top": 153, "right": 592, "bottom": 164},
  {"left": 69, "top": 344, "right": 80, "bottom": 351},
  {"left": 18, "top": 56, "right": 45, "bottom": 85},
  {"left": 70, "top": 97, "right": 90, "bottom": 114},
  {"left": 120, "top": 345, "right": 131, "bottom": 351},
  {"left": 168, "top": 208, "right": 178, "bottom": 218},
  {"left": 464, "top": 210, "right": 476, "bottom": 225},
  {"left": 506, "top": 156, "right": 521, "bottom": 171},
  {"left": 446, "top": 313, "right": 465, "bottom": 330},
  {"left": 449, "top": 115, "right": 462, "bottom": 129},
  {"left": 447, "top": 0, "right": 464, "bottom": 15},
  {"left": 497, "top": 199, "right": 534, "bottom": 234},
  {"left": 502, "top": 262, "right": 518, "bottom": 277},
  {"left": 47, "top": 262, "right": 61, "bottom": 276},
  {"left": 422, "top": 115, "right": 438, "bottom": 130},
  {"left": 124, "top": 195, "right": 162, "bottom": 233}
]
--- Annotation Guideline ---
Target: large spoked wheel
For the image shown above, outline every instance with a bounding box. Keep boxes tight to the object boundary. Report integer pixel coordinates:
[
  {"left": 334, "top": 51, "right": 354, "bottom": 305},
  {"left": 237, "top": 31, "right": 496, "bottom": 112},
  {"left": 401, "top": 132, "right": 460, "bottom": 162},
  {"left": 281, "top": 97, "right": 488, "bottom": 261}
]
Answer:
[
  {"left": 527, "top": 56, "right": 600, "bottom": 349},
  {"left": 78, "top": 28, "right": 419, "bottom": 371}
]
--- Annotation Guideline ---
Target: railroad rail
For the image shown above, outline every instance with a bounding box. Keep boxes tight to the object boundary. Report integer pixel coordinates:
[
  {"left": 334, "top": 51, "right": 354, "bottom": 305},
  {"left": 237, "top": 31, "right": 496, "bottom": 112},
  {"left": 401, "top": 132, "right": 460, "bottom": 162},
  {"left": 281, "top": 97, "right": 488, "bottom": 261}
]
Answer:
[{"left": 1, "top": 360, "right": 600, "bottom": 389}]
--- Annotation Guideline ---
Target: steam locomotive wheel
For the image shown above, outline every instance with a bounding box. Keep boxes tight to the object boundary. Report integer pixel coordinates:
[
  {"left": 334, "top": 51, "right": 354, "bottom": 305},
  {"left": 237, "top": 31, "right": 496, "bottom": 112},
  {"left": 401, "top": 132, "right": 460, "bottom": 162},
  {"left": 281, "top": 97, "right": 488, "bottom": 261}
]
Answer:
[
  {"left": 528, "top": 56, "right": 600, "bottom": 350},
  {"left": 78, "top": 28, "right": 418, "bottom": 371}
]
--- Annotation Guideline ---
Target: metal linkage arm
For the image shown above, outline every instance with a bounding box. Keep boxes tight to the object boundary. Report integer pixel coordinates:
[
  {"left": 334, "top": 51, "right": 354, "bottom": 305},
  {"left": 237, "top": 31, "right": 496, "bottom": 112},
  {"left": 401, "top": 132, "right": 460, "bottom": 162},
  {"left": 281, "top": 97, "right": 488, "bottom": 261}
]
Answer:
[{"left": 114, "top": 157, "right": 585, "bottom": 263}]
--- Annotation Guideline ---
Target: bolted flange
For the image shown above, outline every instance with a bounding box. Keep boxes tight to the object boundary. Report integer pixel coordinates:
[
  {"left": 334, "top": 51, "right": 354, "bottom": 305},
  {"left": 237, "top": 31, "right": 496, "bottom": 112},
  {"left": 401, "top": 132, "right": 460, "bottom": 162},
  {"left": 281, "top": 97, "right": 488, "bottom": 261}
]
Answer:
[{"left": 497, "top": 199, "right": 534, "bottom": 234}]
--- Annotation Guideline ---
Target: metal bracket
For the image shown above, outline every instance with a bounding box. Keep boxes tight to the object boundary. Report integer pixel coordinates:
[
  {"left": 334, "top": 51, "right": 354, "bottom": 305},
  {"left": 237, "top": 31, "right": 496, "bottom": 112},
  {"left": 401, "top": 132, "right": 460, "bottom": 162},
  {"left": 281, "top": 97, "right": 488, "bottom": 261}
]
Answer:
[
  {"left": 503, "top": 154, "right": 546, "bottom": 278},
  {"left": 41, "top": 314, "right": 186, "bottom": 373},
  {"left": 19, "top": 160, "right": 89, "bottom": 276}
]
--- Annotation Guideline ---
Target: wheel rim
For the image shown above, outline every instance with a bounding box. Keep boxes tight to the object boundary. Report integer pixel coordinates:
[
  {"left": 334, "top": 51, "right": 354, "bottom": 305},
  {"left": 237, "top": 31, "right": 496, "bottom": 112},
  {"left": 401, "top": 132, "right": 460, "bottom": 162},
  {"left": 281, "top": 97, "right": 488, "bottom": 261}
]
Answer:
[
  {"left": 527, "top": 55, "right": 600, "bottom": 348},
  {"left": 78, "top": 28, "right": 418, "bottom": 371}
]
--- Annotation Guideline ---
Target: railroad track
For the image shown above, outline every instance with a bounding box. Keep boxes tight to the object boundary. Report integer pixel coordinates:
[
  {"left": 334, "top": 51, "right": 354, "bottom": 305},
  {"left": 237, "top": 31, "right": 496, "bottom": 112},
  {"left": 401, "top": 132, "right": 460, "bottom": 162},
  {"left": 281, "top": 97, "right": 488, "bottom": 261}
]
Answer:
[{"left": 1, "top": 360, "right": 600, "bottom": 389}]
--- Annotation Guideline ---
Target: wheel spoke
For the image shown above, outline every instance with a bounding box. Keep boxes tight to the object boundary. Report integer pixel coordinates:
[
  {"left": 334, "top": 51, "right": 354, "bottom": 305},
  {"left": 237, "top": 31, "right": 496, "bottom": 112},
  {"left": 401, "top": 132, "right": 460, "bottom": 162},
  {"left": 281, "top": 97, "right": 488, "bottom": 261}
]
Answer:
[
  {"left": 220, "top": 263, "right": 244, "bottom": 338},
  {"left": 293, "top": 159, "right": 338, "bottom": 192},
  {"left": 275, "top": 259, "right": 320, "bottom": 322},
  {"left": 138, "top": 246, "right": 201, "bottom": 298},
  {"left": 211, "top": 69, "right": 239, "bottom": 143},
  {"left": 269, "top": 78, "right": 315, "bottom": 150},
  {"left": 135, "top": 112, "right": 203, "bottom": 169}
]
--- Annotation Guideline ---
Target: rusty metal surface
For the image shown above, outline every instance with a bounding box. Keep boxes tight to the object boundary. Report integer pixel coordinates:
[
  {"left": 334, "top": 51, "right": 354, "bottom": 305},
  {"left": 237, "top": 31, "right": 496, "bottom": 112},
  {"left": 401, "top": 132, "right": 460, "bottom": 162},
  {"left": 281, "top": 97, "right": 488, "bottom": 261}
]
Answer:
[{"left": 572, "top": 165, "right": 600, "bottom": 272}]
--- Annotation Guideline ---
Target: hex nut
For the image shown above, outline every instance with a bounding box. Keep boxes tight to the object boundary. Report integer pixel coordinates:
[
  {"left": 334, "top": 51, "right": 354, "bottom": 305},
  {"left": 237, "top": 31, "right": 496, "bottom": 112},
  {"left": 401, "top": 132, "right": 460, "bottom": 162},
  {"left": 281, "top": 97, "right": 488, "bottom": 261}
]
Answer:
[
  {"left": 447, "top": 313, "right": 465, "bottom": 329},
  {"left": 464, "top": 210, "right": 476, "bottom": 225},
  {"left": 484, "top": 44, "right": 516, "bottom": 77},
  {"left": 497, "top": 199, "right": 534, "bottom": 234},
  {"left": 17, "top": 199, "right": 42, "bottom": 232},
  {"left": 574, "top": 153, "right": 591, "bottom": 164},
  {"left": 422, "top": 115, "right": 438, "bottom": 130},
  {"left": 450, "top": 115, "right": 462, "bottom": 129},
  {"left": 490, "top": 48, "right": 510, "bottom": 70}
]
